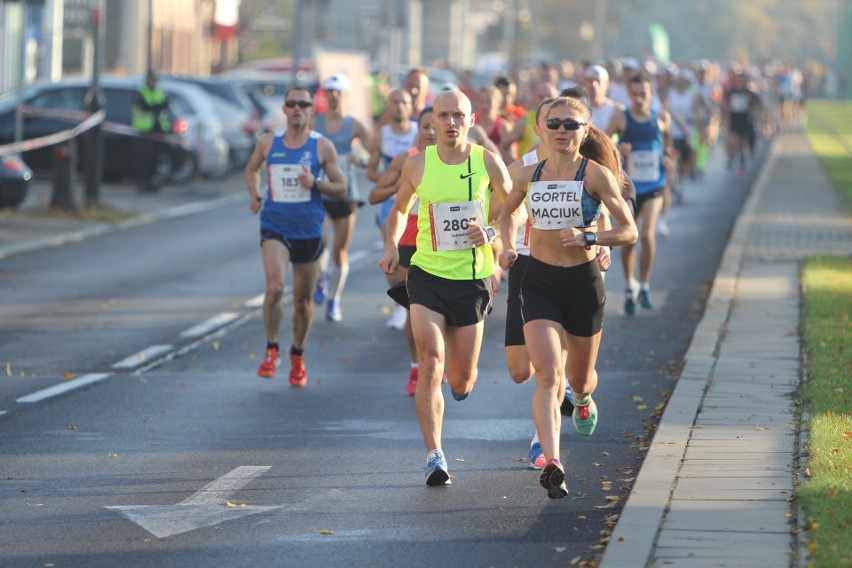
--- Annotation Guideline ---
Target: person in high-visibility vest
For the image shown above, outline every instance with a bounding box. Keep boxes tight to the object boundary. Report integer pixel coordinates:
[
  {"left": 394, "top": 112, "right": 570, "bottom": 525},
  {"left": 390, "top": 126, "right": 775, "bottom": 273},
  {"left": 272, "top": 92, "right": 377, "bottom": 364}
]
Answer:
[{"left": 132, "top": 71, "right": 171, "bottom": 192}]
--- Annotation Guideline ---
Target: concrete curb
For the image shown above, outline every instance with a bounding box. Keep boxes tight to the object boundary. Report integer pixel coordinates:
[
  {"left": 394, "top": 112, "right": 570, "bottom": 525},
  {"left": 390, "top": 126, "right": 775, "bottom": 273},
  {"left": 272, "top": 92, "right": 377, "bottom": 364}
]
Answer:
[{"left": 599, "top": 141, "right": 779, "bottom": 568}]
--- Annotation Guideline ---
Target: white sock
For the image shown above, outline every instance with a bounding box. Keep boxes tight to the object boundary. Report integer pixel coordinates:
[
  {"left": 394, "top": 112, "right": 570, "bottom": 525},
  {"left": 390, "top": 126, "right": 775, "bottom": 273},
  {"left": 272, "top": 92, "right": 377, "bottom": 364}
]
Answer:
[
  {"left": 410, "top": 362, "right": 418, "bottom": 369},
  {"left": 640, "top": 282, "right": 650, "bottom": 292},
  {"left": 531, "top": 432, "right": 540, "bottom": 447}
]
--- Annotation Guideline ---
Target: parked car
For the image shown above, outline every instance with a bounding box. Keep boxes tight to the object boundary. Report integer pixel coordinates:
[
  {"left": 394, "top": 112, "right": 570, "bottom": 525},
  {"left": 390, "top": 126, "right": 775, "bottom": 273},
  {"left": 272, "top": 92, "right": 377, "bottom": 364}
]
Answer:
[
  {"left": 161, "top": 76, "right": 258, "bottom": 172},
  {"left": 0, "top": 154, "right": 31, "bottom": 210},
  {"left": 0, "top": 76, "right": 189, "bottom": 186},
  {"left": 158, "top": 80, "right": 230, "bottom": 182}
]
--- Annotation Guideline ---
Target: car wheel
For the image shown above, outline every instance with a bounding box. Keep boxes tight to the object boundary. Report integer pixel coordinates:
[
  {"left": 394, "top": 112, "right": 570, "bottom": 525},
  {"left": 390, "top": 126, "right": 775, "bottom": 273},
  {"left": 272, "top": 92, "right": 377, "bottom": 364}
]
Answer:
[
  {"left": 150, "top": 151, "right": 174, "bottom": 190},
  {"left": 170, "top": 152, "right": 198, "bottom": 184}
]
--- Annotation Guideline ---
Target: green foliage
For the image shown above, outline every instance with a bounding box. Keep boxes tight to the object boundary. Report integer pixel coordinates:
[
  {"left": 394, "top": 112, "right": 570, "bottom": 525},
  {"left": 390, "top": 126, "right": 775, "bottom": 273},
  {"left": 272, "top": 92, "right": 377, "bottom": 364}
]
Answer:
[{"left": 806, "top": 101, "right": 852, "bottom": 207}]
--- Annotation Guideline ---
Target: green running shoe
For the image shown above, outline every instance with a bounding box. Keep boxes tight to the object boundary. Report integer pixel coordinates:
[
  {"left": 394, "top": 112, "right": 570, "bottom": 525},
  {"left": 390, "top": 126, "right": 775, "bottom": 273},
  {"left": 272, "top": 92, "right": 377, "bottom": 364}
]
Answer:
[{"left": 572, "top": 397, "right": 598, "bottom": 436}]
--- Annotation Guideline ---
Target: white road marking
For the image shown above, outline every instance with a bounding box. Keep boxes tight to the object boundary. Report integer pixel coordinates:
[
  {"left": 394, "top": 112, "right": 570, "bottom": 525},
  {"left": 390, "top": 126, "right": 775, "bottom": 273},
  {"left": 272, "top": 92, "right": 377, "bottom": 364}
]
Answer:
[
  {"left": 112, "top": 345, "right": 174, "bottom": 369},
  {"left": 179, "top": 312, "right": 241, "bottom": 338},
  {"left": 106, "top": 466, "right": 282, "bottom": 538},
  {"left": 16, "top": 373, "right": 111, "bottom": 404},
  {"left": 244, "top": 293, "right": 265, "bottom": 308}
]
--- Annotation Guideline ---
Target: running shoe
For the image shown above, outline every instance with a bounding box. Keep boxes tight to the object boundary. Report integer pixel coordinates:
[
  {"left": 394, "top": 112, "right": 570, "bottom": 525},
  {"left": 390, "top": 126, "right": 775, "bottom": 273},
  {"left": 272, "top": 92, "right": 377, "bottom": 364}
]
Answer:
[
  {"left": 257, "top": 348, "right": 280, "bottom": 379},
  {"left": 528, "top": 442, "right": 546, "bottom": 470},
  {"left": 572, "top": 396, "right": 598, "bottom": 436},
  {"left": 387, "top": 304, "right": 408, "bottom": 330},
  {"left": 637, "top": 289, "right": 655, "bottom": 310},
  {"left": 539, "top": 459, "right": 568, "bottom": 499},
  {"left": 624, "top": 288, "right": 637, "bottom": 316},
  {"left": 288, "top": 353, "right": 308, "bottom": 387},
  {"left": 425, "top": 449, "right": 451, "bottom": 486},
  {"left": 560, "top": 383, "right": 575, "bottom": 417},
  {"left": 406, "top": 367, "right": 418, "bottom": 396},
  {"left": 326, "top": 299, "right": 342, "bottom": 322},
  {"left": 657, "top": 219, "right": 670, "bottom": 237},
  {"left": 313, "top": 272, "right": 329, "bottom": 305}
]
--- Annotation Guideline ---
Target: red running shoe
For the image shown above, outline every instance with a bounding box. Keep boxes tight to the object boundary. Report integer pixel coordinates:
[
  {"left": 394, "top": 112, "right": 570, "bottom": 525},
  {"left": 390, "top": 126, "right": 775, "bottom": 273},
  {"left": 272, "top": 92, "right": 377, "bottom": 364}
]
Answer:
[
  {"left": 406, "top": 367, "right": 418, "bottom": 396},
  {"left": 257, "top": 348, "right": 279, "bottom": 379},
  {"left": 288, "top": 353, "right": 308, "bottom": 387}
]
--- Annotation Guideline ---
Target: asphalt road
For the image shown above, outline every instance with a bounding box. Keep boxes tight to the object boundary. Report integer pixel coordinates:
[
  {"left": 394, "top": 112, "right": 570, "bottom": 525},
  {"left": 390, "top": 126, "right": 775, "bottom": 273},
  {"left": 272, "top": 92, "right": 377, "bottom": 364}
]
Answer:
[{"left": 0, "top": 147, "right": 756, "bottom": 568}]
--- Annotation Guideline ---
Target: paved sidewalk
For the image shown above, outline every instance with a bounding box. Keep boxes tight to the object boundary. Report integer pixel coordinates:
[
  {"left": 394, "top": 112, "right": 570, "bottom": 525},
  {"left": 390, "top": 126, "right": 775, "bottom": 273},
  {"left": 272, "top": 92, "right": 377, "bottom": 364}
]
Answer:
[
  {"left": 0, "top": 176, "right": 245, "bottom": 260},
  {"left": 601, "top": 133, "right": 852, "bottom": 568}
]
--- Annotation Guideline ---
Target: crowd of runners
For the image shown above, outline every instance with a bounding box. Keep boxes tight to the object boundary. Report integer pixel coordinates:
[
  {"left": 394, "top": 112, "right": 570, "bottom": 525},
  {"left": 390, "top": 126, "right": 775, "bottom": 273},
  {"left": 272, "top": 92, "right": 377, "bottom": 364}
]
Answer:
[{"left": 243, "top": 55, "right": 807, "bottom": 497}]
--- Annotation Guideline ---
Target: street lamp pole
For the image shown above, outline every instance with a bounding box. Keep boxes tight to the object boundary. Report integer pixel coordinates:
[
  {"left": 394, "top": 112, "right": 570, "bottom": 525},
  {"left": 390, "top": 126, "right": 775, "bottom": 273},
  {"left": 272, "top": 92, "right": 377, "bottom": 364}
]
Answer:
[{"left": 13, "top": 0, "right": 29, "bottom": 147}]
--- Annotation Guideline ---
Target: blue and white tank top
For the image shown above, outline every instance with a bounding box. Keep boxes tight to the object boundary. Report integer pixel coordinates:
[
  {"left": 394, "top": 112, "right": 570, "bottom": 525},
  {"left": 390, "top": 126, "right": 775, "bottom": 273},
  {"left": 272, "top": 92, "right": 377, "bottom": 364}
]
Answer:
[
  {"left": 621, "top": 110, "right": 666, "bottom": 194},
  {"left": 380, "top": 123, "right": 418, "bottom": 167},
  {"left": 261, "top": 130, "right": 325, "bottom": 239},
  {"left": 314, "top": 114, "right": 358, "bottom": 202}
]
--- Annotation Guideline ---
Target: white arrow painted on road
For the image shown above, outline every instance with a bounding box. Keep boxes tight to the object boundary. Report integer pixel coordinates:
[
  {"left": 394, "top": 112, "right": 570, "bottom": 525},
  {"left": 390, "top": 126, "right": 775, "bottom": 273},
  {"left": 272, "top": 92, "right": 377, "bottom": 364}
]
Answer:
[{"left": 106, "top": 466, "right": 282, "bottom": 538}]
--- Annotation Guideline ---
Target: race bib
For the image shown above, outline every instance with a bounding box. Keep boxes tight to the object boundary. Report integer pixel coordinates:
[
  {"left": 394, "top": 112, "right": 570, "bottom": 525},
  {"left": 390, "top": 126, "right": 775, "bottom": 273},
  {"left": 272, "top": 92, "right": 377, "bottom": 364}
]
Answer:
[
  {"left": 527, "top": 180, "right": 584, "bottom": 230},
  {"left": 269, "top": 164, "right": 311, "bottom": 203},
  {"left": 628, "top": 150, "right": 660, "bottom": 183},
  {"left": 428, "top": 200, "right": 486, "bottom": 251}
]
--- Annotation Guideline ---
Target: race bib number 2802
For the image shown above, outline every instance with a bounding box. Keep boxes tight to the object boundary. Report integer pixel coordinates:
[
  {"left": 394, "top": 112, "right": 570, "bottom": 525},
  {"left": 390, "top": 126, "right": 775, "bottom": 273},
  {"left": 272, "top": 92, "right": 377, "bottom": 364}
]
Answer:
[{"left": 429, "top": 201, "right": 486, "bottom": 251}]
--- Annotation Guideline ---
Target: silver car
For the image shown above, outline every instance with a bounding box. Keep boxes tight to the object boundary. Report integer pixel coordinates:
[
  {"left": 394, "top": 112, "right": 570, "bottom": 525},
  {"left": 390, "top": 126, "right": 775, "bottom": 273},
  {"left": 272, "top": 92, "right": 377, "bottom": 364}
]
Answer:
[{"left": 159, "top": 80, "right": 230, "bottom": 181}]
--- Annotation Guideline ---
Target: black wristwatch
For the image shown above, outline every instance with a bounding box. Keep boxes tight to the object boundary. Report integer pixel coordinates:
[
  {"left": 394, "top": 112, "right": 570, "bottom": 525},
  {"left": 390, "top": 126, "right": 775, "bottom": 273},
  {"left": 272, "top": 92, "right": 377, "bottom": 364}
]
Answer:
[
  {"left": 484, "top": 226, "right": 497, "bottom": 244},
  {"left": 311, "top": 176, "right": 320, "bottom": 191},
  {"left": 582, "top": 232, "right": 597, "bottom": 249}
]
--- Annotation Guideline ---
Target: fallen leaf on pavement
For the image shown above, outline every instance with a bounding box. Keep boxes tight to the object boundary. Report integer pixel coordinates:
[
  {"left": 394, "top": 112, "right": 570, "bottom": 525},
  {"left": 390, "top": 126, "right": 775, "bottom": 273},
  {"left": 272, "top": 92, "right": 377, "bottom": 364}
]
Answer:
[
  {"left": 318, "top": 529, "right": 335, "bottom": 535},
  {"left": 225, "top": 501, "right": 246, "bottom": 508}
]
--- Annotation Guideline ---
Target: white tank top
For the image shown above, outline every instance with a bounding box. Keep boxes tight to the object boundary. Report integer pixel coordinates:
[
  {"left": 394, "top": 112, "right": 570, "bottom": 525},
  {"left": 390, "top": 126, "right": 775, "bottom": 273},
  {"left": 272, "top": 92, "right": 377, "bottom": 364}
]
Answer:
[
  {"left": 668, "top": 88, "right": 696, "bottom": 140},
  {"left": 380, "top": 123, "right": 418, "bottom": 166},
  {"left": 591, "top": 99, "right": 618, "bottom": 131}
]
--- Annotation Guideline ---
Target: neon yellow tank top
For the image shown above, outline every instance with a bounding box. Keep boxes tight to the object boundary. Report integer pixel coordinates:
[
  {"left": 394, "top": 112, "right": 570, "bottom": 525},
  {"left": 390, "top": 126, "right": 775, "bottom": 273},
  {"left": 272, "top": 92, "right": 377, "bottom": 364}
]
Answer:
[
  {"left": 412, "top": 144, "right": 494, "bottom": 280},
  {"left": 517, "top": 109, "right": 539, "bottom": 156}
]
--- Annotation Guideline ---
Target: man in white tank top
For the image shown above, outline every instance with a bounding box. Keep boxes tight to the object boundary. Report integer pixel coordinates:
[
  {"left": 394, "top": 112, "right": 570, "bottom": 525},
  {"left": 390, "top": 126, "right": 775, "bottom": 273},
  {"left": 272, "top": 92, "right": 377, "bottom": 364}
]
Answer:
[{"left": 583, "top": 65, "right": 624, "bottom": 131}]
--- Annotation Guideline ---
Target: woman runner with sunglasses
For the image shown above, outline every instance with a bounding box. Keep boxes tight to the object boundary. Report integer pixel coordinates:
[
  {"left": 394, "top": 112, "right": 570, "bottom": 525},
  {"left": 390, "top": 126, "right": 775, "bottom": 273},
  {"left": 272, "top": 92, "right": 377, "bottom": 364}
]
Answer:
[{"left": 498, "top": 96, "right": 637, "bottom": 498}]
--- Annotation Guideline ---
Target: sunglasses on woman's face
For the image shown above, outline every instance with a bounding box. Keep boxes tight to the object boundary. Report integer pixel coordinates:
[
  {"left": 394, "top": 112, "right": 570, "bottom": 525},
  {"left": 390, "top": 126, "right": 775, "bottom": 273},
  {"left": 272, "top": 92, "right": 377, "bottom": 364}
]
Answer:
[
  {"left": 545, "top": 118, "right": 585, "bottom": 131},
  {"left": 285, "top": 100, "right": 313, "bottom": 109}
]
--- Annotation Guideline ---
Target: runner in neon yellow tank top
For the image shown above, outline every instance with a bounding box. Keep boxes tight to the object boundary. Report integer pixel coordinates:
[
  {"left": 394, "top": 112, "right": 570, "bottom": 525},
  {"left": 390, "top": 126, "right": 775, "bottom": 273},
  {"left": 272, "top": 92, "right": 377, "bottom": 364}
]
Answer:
[{"left": 379, "top": 90, "right": 512, "bottom": 487}]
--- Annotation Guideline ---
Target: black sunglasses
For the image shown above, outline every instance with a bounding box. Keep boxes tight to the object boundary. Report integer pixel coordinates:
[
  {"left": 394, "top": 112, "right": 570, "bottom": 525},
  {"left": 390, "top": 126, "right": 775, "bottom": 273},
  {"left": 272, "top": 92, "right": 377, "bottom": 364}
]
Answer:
[
  {"left": 545, "top": 118, "right": 585, "bottom": 131},
  {"left": 285, "top": 100, "right": 313, "bottom": 109}
]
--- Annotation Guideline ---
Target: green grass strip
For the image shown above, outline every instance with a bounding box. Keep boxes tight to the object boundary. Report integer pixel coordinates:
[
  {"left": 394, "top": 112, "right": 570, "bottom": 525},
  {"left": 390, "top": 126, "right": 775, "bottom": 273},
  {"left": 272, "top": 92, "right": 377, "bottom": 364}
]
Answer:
[{"left": 798, "top": 256, "right": 852, "bottom": 567}]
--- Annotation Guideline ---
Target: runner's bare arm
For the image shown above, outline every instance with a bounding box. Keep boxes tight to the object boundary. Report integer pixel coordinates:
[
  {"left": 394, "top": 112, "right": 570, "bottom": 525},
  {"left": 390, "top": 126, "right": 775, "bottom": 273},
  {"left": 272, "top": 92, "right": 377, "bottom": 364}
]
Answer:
[
  {"left": 311, "top": 137, "right": 347, "bottom": 199},
  {"left": 378, "top": 153, "right": 423, "bottom": 275},
  {"left": 496, "top": 161, "right": 529, "bottom": 269},
  {"left": 368, "top": 152, "right": 406, "bottom": 204},
  {"left": 366, "top": 127, "right": 384, "bottom": 182},
  {"left": 245, "top": 133, "right": 274, "bottom": 214},
  {"left": 566, "top": 162, "right": 637, "bottom": 249}
]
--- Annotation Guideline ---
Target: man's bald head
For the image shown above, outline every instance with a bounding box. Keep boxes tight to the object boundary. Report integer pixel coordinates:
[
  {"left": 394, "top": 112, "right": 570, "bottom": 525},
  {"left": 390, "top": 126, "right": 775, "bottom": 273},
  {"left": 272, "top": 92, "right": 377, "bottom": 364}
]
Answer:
[{"left": 432, "top": 90, "right": 473, "bottom": 148}]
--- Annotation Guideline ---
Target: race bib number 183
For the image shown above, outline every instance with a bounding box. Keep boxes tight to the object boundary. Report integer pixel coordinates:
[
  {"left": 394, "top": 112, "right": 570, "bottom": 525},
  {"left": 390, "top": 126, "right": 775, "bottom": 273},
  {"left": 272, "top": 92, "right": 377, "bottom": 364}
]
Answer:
[
  {"left": 429, "top": 201, "right": 486, "bottom": 251},
  {"left": 269, "top": 164, "right": 311, "bottom": 203}
]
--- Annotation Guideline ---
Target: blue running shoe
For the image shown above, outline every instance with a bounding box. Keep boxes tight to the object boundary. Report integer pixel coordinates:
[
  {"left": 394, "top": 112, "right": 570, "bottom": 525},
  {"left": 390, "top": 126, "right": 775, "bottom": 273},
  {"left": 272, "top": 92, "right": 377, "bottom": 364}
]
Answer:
[
  {"left": 528, "top": 442, "right": 546, "bottom": 469},
  {"left": 572, "top": 396, "right": 598, "bottom": 436},
  {"left": 624, "top": 289, "right": 637, "bottom": 316},
  {"left": 539, "top": 459, "right": 568, "bottom": 499},
  {"left": 637, "top": 289, "right": 655, "bottom": 310},
  {"left": 560, "top": 383, "right": 575, "bottom": 417},
  {"left": 313, "top": 272, "right": 329, "bottom": 305},
  {"left": 425, "top": 449, "right": 451, "bottom": 486}
]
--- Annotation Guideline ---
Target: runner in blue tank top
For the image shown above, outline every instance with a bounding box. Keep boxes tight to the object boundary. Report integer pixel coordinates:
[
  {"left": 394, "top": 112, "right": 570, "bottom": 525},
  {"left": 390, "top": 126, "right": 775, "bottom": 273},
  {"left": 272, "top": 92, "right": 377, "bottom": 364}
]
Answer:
[
  {"left": 311, "top": 73, "right": 373, "bottom": 322},
  {"left": 245, "top": 86, "right": 346, "bottom": 386},
  {"left": 607, "top": 73, "right": 673, "bottom": 316}
]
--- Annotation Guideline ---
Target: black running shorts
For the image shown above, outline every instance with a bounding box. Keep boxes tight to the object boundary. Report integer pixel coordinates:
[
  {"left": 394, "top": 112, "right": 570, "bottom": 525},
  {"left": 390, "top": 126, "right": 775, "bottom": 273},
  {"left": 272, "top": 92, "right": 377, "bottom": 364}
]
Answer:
[
  {"left": 407, "top": 265, "right": 493, "bottom": 328},
  {"left": 260, "top": 229, "right": 324, "bottom": 264},
  {"left": 505, "top": 254, "right": 530, "bottom": 346},
  {"left": 520, "top": 256, "right": 605, "bottom": 337}
]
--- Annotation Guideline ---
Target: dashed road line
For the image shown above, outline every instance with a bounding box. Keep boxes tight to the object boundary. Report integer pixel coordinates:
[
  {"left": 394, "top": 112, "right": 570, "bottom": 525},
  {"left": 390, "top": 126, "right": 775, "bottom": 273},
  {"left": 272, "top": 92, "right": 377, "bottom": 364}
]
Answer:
[
  {"left": 179, "top": 312, "right": 241, "bottom": 338},
  {"left": 16, "top": 373, "right": 111, "bottom": 404},
  {"left": 112, "top": 345, "right": 174, "bottom": 370}
]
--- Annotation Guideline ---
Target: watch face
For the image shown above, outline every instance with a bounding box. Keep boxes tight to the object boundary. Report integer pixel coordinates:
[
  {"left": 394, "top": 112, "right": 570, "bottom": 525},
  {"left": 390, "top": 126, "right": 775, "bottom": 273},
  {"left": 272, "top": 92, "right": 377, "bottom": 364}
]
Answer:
[{"left": 584, "top": 232, "right": 596, "bottom": 245}]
